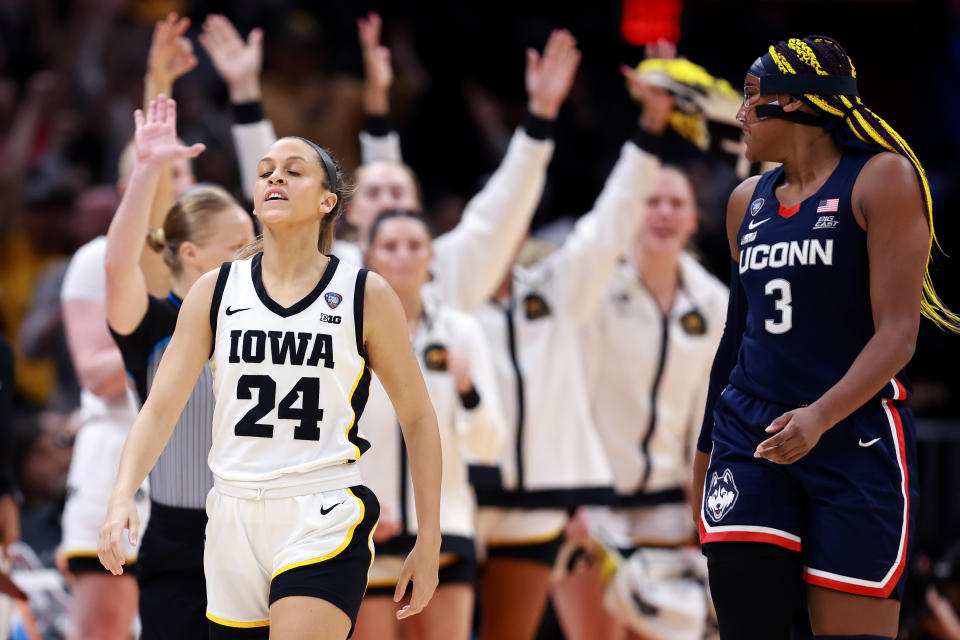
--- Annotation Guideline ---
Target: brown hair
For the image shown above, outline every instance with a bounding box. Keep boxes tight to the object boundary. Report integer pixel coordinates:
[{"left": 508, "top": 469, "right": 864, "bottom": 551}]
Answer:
[
  {"left": 238, "top": 138, "right": 352, "bottom": 259},
  {"left": 162, "top": 185, "right": 241, "bottom": 276}
]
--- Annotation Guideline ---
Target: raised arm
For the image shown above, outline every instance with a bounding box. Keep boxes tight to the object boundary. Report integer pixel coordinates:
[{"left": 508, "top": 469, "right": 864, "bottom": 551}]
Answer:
[
  {"left": 105, "top": 96, "right": 205, "bottom": 335},
  {"left": 98, "top": 269, "right": 216, "bottom": 574},
  {"left": 200, "top": 14, "right": 275, "bottom": 202},
  {"left": 363, "top": 272, "right": 441, "bottom": 618},
  {"left": 142, "top": 12, "right": 199, "bottom": 296},
  {"left": 357, "top": 11, "right": 402, "bottom": 163},
  {"left": 430, "top": 29, "right": 579, "bottom": 312}
]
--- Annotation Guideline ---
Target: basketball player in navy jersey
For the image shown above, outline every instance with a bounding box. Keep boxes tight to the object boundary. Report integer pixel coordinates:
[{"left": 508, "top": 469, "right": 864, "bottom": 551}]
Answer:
[
  {"left": 98, "top": 98, "right": 442, "bottom": 640},
  {"left": 693, "top": 36, "right": 960, "bottom": 640}
]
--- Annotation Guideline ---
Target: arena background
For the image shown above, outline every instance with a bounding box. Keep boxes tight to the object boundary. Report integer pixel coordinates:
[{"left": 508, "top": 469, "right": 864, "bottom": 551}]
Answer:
[{"left": 1, "top": 0, "right": 959, "bottom": 637}]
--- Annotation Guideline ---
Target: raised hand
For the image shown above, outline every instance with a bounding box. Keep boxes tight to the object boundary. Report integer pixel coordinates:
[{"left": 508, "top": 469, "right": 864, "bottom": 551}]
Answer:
[
  {"left": 134, "top": 95, "right": 205, "bottom": 166},
  {"left": 199, "top": 14, "right": 263, "bottom": 102},
  {"left": 358, "top": 11, "right": 393, "bottom": 115},
  {"left": 526, "top": 29, "right": 581, "bottom": 120},
  {"left": 620, "top": 64, "right": 674, "bottom": 134},
  {"left": 148, "top": 13, "right": 197, "bottom": 85}
]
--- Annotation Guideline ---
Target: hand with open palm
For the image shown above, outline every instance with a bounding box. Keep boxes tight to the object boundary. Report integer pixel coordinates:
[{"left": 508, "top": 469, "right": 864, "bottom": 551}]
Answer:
[
  {"left": 199, "top": 15, "right": 264, "bottom": 103},
  {"left": 134, "top": 95, "right": 205, "bottom": 167},
  {"left": 526, "top": 29, "right": 581, "bottom": 120}
]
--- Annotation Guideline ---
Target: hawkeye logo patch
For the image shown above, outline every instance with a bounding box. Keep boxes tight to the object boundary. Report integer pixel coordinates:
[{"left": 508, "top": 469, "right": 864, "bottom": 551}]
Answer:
[
  {"left": 706, "top": 468, "right": 739, "bottom": 522},
  {"left": 324, "top": 292, "right": 342, "bottom": 309},
  {"left": 681, "top": 310, "right": 707, "bottom": 335},
  {"left": 423, "top": 343, "right": 448, "bottom": 371},
  {"left": 524, "top": 293, "right": 551, "bottom": 320},
  {"left": 750, "top": 198, "right": 765, "bottom": 216}
]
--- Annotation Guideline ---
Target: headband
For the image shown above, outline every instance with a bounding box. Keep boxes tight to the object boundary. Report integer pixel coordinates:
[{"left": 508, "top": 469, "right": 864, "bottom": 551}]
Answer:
[
  {"left": 747, "top": 52, "right": 859, "bottom": 127},
  {"left": 290, "top": 136, "right": 338, "bottom": 191}
]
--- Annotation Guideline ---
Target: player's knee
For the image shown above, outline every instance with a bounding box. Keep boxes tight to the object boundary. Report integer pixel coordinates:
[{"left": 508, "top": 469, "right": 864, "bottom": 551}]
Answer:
[{"left": 705, "top": 542, "right": 803, "bottom": 640}]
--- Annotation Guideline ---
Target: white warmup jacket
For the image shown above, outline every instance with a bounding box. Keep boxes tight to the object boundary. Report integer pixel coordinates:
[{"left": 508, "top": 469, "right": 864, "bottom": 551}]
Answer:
[
  {"left": 472, "top": 141, "right": 660, "bottom": 509},
  {"left": 232, "top": 119, "right": 555, "bottom": 312},
  {"left": 582, "top": 254, "right": 727, "bottom": 504},
  {"left": 358, "top": 294, "right": 505, "bottom": 557}
]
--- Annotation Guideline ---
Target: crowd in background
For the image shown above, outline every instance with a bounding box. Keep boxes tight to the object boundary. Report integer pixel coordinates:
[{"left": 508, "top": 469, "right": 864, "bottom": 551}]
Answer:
[{"left": 1, "top": 1, "right": 960, "bottom": 638}]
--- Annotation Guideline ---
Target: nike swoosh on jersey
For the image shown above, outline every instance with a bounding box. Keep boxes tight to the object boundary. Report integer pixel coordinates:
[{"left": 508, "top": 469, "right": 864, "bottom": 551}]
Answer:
[
  {"left": 225, "top": 306, "right": 251, "bottom": 315},
  {"left": 748, "top": 218, "right": 771, "bottom": 230},
  {"left": 320, "top": 502, "right": 343, "bottom": 516},
  {"left": 858, "top": 437, "right": 881, "bottom": 448}
]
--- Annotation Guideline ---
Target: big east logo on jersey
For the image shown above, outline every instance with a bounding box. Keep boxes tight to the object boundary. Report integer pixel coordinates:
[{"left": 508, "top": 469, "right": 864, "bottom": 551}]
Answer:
[{"left": 706, "top": 468, "right": 739, "bottom": 522}]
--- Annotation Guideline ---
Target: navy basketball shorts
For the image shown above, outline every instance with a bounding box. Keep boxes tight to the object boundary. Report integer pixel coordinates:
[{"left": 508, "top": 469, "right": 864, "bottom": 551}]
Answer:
[{"left": 699, "top": 385, "right": 918, "bottom": 599}]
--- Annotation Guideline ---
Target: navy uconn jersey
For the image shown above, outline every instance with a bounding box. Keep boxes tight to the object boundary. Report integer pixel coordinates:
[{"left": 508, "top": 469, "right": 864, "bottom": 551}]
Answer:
[
  {"left": 730, "top": 151, "right": 910, "bottom": 407},
  {"left": 208, "top": 254, "right": 372, "bottom": 486}
]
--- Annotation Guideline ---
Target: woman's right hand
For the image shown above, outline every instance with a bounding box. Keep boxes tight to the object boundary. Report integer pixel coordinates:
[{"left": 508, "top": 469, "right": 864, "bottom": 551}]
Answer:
[
  {"left": 98, "top": 494, "right": 140, "bottom": 575},
  {"left": 526, "top": 29, "right": 581, "bottom": 120},
  {"left": 134, "top": 95, "right": 205, "bottom": 167},
  {"left": 357, "top": 11, "right": 392, "bottom": 115}
]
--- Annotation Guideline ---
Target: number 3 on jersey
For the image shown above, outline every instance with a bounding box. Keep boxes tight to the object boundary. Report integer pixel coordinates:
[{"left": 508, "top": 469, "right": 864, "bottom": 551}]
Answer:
[
  {"left": 235, "top": 374, "right": 324, "bottom": 441},
  {"left": 764, "top": 278, "right": 792, "bottom": 334}
]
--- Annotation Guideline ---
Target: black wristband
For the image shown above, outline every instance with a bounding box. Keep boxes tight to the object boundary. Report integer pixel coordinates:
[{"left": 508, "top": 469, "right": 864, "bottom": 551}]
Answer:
[
  {"left": 459, "top": 387, "right": 481, "bottom": 410},
  {"left": 231, "top": 100, "right": 264, "bottom": 125},
  {"left": 364, "top": 114, "right": 391, "bottom": 138},
  {"left": 523, "top": 111, "right": 556, "bottom": 141},
  {"left": 632, "top": 126, "right": 665, "bottom": 157}
]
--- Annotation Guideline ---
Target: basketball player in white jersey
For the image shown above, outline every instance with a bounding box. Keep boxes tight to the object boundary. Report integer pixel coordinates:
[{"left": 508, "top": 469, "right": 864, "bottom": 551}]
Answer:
[{"left": 98, "top": 99, "right": 442, "bottom": 640}]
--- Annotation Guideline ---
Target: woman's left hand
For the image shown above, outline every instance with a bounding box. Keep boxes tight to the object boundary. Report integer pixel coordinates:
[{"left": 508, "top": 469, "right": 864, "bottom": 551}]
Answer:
[
  {"left": 394, "top": 534, "right": 440, "bottom": 619},
  {"left": 754, "top": 405, "right": 832, "bottom": 464}
]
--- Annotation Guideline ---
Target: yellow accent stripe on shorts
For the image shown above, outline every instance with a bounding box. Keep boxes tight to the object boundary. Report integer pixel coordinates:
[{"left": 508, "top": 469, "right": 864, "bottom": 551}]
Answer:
[
  {"left": 61, "top": 549, "right": 138, "bottom": 563},
  {"left": 271, "top": 487, "right": 365, "bottom": 581},
  {"left": 485, "top": 528, "right": 564, "bottom": 548},
  {"left": 205, "top": 612, "right": 269, "bottom": 628}
]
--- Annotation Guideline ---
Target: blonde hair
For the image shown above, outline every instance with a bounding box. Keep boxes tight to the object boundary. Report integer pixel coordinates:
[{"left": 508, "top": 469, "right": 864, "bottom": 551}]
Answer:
[{"left": 161, "top": 185, "right": 241, "bottom": 276}]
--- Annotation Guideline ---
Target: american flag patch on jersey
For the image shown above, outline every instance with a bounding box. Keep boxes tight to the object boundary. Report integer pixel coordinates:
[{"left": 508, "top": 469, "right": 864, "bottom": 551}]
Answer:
[{"left": 816, "top": 198, "right": 839, "bottom": 213}]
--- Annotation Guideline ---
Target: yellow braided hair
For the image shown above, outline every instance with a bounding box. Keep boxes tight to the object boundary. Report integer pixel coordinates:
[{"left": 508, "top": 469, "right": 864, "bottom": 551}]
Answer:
[{"left": 768, "top": 36, "right": 959, "bottom": 332}]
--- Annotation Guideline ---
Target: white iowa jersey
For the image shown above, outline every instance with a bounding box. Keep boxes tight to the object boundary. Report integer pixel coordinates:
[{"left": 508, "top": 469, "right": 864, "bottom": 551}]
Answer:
[{"left": 209, "top": 254, "right": 371, "bottom": 487}]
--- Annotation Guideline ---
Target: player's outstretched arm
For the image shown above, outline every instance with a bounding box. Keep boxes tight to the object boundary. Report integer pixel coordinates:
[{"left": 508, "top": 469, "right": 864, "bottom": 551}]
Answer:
[
  {"left": 106, "top": 95, "right": 204, "bottom": 335},
  {"left": 98, "top": 270, "right": 216, "bottom": 575},
  {"left": 431, "top": 29, "right": 578, "bottom": 312},
  {"left": 755, "top": 154, "right": 928, "bottom": 465},
  {"left": 363, "top": 271, "right": 441, "bottom": 619}
]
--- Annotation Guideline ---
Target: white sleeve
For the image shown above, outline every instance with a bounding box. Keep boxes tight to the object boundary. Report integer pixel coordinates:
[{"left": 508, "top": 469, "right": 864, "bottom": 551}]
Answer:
[
  {"left": 430, "top": 128, "right": 555, "bottom": 312},
  {"left": 61, "top": 238, "right": 106, "bottom": 303},
  {"left": 359, "top": 130, "right": 402, "bottom": 164},
  {"left": 687, "top": 280, "right": 728, "bottom": 463},
  {"left": 543, "top": 141, "right": 659, "bottom": 322},
  {"left": 453, "top": 315, "right": 506, "bottom": 465},
  {"left": 231, "top": 120, "right": 278, "bottom": 202}
]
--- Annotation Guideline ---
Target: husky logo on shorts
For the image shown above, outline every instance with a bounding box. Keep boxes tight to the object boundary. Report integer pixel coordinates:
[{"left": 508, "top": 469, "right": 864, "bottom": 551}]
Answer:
[
  {"left": 324, "top": 292, "right": 343, "bottom": 309},
  {"left": 706, "top": 468, "right": 739, "bottom": 522},
  {"left": 750, "top": 198, "right": 764, "bottom": 216}
]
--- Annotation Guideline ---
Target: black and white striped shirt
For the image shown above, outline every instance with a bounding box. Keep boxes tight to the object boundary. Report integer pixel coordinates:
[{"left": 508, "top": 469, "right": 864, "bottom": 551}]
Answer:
[{"left": 112, "top": 294, "right": 213, "bottom": 509}]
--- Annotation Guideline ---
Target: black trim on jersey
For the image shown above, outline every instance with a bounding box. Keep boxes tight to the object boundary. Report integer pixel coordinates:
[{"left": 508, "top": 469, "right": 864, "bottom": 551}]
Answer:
[
  {"left": 209, "top": 262, "right": 233, "bottom": 357},
  {"left": 638, "top": 313, "right": 669, "bottom": 491},
  {"left": 375, "top": 533, "right": 476, "bottom": 559},
  {"left": 505, "top": 303, "right": 526, "bottom": 491},
  {"left": 398, "top": 421, "right": 409, "bottom": 533},
  {"left": 475, "top": 486, "right": 617, "bottom": 509},
  {"left": 250, "top": 253, "right": 340, "bottom": 318},
  {"left": 347, "top": 367, "right": 372, "bottom": 459},
  {"left": 354, "top": 268, "right": 369, "bottom": 359}
]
